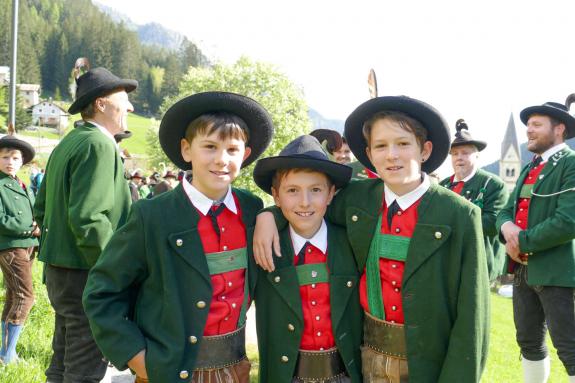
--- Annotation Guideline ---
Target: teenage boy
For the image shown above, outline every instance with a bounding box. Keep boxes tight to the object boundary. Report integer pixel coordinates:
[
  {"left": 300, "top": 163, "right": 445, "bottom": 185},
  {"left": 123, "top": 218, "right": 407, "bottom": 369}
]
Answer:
[
  {"left": 252, "top": 135, "right": 362, "bottom": 383},
  {"left": 0, "top": 136, "right": 39, "bottom": 364},
  {"left": 254, "top": 96, "right": 490, "bottom": 382},
  {"left": 83, "top": 92, "right": 274, "bottom": 383},
  {"left": 439, "top": 119, "right": 508, "bottom": 281},
  {"left": 497, "top": 102, "right": 575, "bottom": 383}
]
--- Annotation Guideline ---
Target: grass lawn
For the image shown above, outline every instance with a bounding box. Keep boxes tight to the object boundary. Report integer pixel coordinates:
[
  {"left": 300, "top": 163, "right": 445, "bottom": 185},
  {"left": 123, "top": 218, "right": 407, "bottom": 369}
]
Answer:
[{"left": 0, "top": 263, "right": 566, "bottom": 382}]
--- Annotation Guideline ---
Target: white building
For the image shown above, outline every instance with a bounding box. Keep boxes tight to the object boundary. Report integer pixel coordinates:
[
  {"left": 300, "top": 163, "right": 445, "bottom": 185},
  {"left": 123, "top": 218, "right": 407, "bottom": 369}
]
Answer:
[
  {"left": 31, "top": 100, "right": 69, "bottom": 132},
  {"left": 17, "top": 84, "right": 41, "bottom": 108},
  {"left": 0, "top": 66, "right": 9, "bottom": 86},
  {"left": 499, "top": 113, "right": 521, "bottom": 191}
]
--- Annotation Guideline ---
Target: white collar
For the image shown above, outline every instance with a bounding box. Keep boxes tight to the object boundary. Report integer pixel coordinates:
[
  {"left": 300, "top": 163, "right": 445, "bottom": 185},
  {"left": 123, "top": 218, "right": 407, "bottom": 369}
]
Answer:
[
  {"left": 454, "top": 165, "right": 477, "bottom": 183},
  {"left": 541, "top": 143, "right": 567, "bottom": 162},
  {"left": 289, "top": 220, "right": 328, "bottom": 254},
  {"left": 85, "top": 120, "right": 118, "bottom": 146},
  {"left": 181, "top": 177, "right": 237, "bottom": 216},
  {"left": 384, "top": 173, "right": 431, "bottom": 211}
]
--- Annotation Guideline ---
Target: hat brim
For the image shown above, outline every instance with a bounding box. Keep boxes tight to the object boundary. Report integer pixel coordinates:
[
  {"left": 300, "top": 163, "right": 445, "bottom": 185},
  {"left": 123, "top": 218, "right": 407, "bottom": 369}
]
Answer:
[
  {"left": 451, "top": 140, "right": 487, "bottom": 152},
  {"left": 520, "top": 105, "right": 575, "bottom": 139},
  {"left": 0, "top": 136, "right": 35, "bottom": 165},
  {"left": 344, "top": 96, "right": 450, "bottom": 174},
  {"left": 159, "top": 92, "right": 274, "bottom": 170},
  {"left": 253, "top": 155, "right": 352, "bottom": 195},
  {"left": 68, "top": 80, "right": 138, "bottom": 115}
]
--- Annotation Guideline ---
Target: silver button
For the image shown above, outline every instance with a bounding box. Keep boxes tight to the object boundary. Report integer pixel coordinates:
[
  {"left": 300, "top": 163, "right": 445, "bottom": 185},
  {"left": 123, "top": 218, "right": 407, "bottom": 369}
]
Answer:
[
  {"left": 346, "top": 281, "right": 353, "bottom": 287},
  {"left": 351, "top": 215, "right": 358, "bottom": 222},
  {"left": 315, "top": 315, "right": 320, "bottom": 321},
  {"left": 223, "top": 245, "right": 228, "bottom": 251},
  {"left": 281, "top": 356, "right": 289, "bottom": 362},
  {"left": 288, "top": 324, "right": 295, "bottom": 331},
  {"left": 395, "top": 288, "right": 400, "bottom": 293},
  {"left": 435, "top": 231, "right": 442, "bottom": 239},
  {"left": 316, "top": 331, "right": 322, "bottom": 336},
  {"left": 392, "top": 305, "right": 397, "bottom": 311},
  {"left": 391, "top": 281, "right": 397, "bottom": 286},
  {"left": 14, "top": 196, "right": 18, "bottom": 200},
  {"left": 274, "top": 276, "right": 281, "bottom": 283},
  {"left": 221, "top": 227, "right": 226, "bottom": 232},
  {"left": 311, "top": 283, "right": 316, "bottom": 289},
  {"left": 224, "top": 317, "right": 229, "bottom": 321},
  {"left": 311, "top": 301, "right": 317, "bottom": 306},
  {"left": 307, "top": 248, "right": 312, "bottom": 253},
  {"left": 221, "top": 296, "right": 226, "bottom": 300},
  {"left": 45, "top": 228, "right": 48, "bottom": 232},
  {"left": 196, "top": 301, "right": 206, "bottom": 309},
  {"left": 311, "top": 270, "right": 318, "bottom": 278},
  {"left": 232, "top": 303, "right": 237, "bottom": 308},
  {"left": 391, "top": 264, "right": 397, "bottom": 269},
  {"left": 539, "top": 175, "right": 545, "bottom": 179},
  {"left": 518, "top": 220, "right": 522, "bottom": 224},
  {"left": 397, "top": 211, "right": 402, "bottom": 216},
  {"left": 180, "top": 370, "right": 189, "bottom": 379},
  {"left": 189, "top": 336, "right": 198, "bottom": 344},
  {"left": 176, "top": 239, "right": 183, "bottom": 247},
  {"left": 17, "top": 211, "right": 22, "bottom": 215},
  {"left": 395, "top": 228, "right": 401, "bottom": 233},
  {"left": 228, "top": 281, "right": 233, "bottom": 287}
]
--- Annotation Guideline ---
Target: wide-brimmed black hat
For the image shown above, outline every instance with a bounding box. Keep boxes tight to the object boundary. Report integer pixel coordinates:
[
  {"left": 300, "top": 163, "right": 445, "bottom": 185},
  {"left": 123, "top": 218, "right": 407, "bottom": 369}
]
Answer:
[
  {"left": 0, "top": 135, "right": 35, "bottom": 165},
  {"left": 69, "top": 67, "right": 138, "bottom": 115},
  {"left": 520, "top": 102, "right": 575, "bottom": 139},
  {"left": 253, "top": 135, "right": 352, "bottom": 195},
  {"left": 344, "top": 96, "right": 450, "bottom": 173},
  {"left": 159, "top": 92, "right": 274, "bottom": 170},
  {"left": 450, "top": 119, "right": 487, "bottom": 151}
]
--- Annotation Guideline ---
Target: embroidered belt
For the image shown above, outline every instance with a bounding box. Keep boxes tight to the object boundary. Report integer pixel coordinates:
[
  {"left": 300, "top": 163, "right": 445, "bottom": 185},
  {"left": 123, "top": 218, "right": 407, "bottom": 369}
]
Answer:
[
  {"left": 294, "top": 347, "right": 346, "bottom": 381},
  {"left": 363, "top": 311, "right": 407, "bottom": 359},
  {"left": 194, "top": 326, "right": 246, "bottom": 370}
]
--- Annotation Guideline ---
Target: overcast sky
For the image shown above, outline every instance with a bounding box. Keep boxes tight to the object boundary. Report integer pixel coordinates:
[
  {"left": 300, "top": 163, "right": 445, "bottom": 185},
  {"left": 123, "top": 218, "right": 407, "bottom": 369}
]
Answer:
[{"left": 96, "top": 0, "right": 575, "bottom": 174}]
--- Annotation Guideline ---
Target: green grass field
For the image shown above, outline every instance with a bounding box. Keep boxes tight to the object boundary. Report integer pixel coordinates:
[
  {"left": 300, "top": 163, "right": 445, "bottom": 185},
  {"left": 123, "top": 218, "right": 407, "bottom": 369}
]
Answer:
[{"left": 0, "top": 263, "right": 566, "bottom": 382}]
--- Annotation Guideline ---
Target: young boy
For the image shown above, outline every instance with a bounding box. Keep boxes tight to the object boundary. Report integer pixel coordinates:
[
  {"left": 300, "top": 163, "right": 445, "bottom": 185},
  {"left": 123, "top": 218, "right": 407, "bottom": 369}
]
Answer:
[
  {"left": 252, "top": 135, "right": 362, "bottom": 383},
  {"left": 82, "top": 91, "right": 274, "bottom": 383},
  {"left": 0, "top": 135, "right": 39, "bottom": 364},
  {"left": 254, "top": 96, "right": 490, "bottom": 382}
]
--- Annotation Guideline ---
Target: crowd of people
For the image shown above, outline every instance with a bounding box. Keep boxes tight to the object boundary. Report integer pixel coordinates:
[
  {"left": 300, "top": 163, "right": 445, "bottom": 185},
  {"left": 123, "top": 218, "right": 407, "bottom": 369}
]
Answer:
[{"left": 0, "top": 65, "right": 573, "bottom": 383}]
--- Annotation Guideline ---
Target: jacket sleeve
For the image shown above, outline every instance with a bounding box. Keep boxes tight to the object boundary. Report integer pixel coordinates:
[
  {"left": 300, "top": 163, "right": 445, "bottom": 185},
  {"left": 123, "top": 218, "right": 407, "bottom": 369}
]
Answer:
[
  {"left": 481, "top": 178, "right": 509, "bottom": 237},
  {"left": 495, "top": 188, "right": 517, "bottom": 244},
  {"left": 439, "top": 207, "right": 490, "bottom": 382},
  {"left": 68, "top": 140, "right": 117, "bottom": 265},
  {"left": 518, "top": 160, "right": 575, "bottom": 253},
  {"left": 82, "top": 203, "right": 148, "bottom": 370}
]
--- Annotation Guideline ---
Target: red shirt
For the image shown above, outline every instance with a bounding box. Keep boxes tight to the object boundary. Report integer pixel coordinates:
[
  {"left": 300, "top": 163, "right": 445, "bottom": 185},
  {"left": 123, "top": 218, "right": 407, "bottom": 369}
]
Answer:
[
  {"left": 359, "top": 199, "right": 421, "bottom": 324},
  {"left": 448, "top": 175, "right": 465, "bottom": 195},
  {"left": 195, "top": 193, "right": 248, "bottom": 336},
  {"left": 294, "top": 242, "right": 336, "bottom": 350}
]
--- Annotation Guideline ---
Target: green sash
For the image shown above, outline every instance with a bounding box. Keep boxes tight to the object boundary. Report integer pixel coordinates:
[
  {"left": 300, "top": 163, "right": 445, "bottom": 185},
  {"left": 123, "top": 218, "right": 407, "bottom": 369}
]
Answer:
[
  {"left": 366, "top": 215, "right": 410, "bottom": 320},
  {"left": 519, "top": 184, "right": 533, "bottom": 199},
  {"left": 205, "top": 247, "right": 250, "bottom": 327},
  {"left": 296, "top": 263, "right": 329, "bottom": 286}
]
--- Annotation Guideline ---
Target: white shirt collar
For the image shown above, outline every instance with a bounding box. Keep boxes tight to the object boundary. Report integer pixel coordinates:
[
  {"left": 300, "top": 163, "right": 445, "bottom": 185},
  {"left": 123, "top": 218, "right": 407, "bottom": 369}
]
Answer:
[
  {"left": 541, "top": 143, "right": 567, "bottom": 162},
  {"left": 454, "top": 165, "right": 478, "bottom": 183},
  {"left": 384, "top": 173, "right": 431, "bottom": 211},
  {"left": 181, "top": 177, "right": 237, "bottom": 216},
  {"left": 289, "top": 220, "right": 328, "bottom": 254},
  {"left": 85, "top": 120, "right": 118, "bottom": 146}
]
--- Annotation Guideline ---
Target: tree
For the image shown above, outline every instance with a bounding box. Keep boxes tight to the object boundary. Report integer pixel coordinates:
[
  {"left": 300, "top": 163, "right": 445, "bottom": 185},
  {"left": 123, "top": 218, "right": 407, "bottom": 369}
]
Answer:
[
  {"left": 149, "top": 57, "right": 311, "bottom": 199},
  {"left": 14, "top": 92, "right": 31, "bottom": 131}
]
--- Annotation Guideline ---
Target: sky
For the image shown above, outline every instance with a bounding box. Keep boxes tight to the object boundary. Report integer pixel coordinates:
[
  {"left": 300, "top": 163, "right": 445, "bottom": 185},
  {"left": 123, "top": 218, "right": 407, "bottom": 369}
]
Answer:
[{"left": 97, "top": 0, "right": 575, "bottom": 174}]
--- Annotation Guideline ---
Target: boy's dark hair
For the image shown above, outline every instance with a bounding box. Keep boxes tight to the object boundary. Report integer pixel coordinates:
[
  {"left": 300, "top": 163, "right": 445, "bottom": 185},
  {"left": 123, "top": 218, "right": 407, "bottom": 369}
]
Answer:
[
  {"left": 271, "top": 168, "right": 334, "bottom": 192},
  {"left": 362, "top": 111, "right": 428, "bottom": 150},
  {"left": 0, "top": 147, "right": 22, "bottom": 156},
  {"left": 184, "top": 112, "right": 249, "bottom": 143}
]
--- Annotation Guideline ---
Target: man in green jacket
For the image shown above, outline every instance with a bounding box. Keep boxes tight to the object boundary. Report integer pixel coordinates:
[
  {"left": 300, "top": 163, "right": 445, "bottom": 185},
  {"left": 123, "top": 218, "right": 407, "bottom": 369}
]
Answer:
[
  {"left": 440, "top": 119, "right": 508, "bottom": 281},
  {"left": 497, "top": 102, "right": 575, "bottom": 383},
  {"left": 34, "top": 67, "right": 136, "bottom": 383}
]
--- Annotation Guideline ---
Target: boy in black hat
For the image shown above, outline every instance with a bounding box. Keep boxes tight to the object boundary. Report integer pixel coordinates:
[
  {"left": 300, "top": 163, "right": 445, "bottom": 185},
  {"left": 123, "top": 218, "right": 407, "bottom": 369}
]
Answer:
[
  {"left": 252, "top": 135, "right": 362, "bottom": 383},
  {"left": 439, "top": 119, "right": 509, "bottom": 282},
  {"left": 83, "top": 92, "right": 273, "bottom": 383},
  {"left": 254, "top": 96, "right": 490, "bottom": 382},
  {"left": 0, "top": 136, "right": 39, "bottom": 364}
]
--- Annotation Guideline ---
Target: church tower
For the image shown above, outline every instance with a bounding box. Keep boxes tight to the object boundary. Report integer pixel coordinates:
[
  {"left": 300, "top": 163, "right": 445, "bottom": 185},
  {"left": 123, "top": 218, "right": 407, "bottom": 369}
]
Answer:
[{"left": 500, "top": 113, "right": 521, "bottom": 191}]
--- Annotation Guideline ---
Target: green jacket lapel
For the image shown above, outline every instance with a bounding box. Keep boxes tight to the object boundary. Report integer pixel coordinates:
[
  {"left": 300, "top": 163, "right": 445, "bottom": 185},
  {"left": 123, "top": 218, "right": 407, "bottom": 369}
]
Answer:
[{"left": 532, "top": 149, "right": 569, "bottom": 193}]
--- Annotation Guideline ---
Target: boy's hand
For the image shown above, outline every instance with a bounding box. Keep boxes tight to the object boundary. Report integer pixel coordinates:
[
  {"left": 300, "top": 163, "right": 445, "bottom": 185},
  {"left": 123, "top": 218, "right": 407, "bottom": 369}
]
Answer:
[
  {"left": 253, "top": 212, "right": 281, "bottom": 272},
  {"left": 31, "top": 221, "right": 41, "bottom": 237},
  {"left": 128, "top": 349, "right": 148, "bottom": 379}
]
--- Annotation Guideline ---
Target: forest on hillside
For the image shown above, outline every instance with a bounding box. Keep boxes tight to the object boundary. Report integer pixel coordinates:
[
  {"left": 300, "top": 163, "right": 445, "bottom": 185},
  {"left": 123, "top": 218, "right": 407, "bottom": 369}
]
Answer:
[{"left": 0, "top": 0, "right": 209, "bottom": 115}]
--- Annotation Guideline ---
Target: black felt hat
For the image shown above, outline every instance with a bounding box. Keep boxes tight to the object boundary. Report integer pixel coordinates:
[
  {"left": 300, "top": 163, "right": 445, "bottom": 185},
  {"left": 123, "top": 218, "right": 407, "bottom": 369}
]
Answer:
[
  {"left": 344, "top": 96, "right": 450, "bottom": 174},
  {"left": 450, "top": 119, "right": 487, "bottom": 151},
  {"left": 0, "top": 135, "right": 35, "bottom": 165},
  {"left": 69, "top": 67, "right": 138, "bottom": 115},
  {"left": 159, "top": 92, "right": 274, "bottom": 170},
  {"left": 253, "top": 135, "right": 352, "bottom": 195},
  {"left": 520, "top": 102, "right": 575, "bottom": 139}
]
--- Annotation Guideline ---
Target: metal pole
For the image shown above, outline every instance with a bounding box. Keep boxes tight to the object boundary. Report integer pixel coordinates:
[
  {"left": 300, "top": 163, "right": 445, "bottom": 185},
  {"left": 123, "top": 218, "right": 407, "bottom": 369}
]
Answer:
[{"left": 8, "top": 0, "right": 19, "bottom": 130}]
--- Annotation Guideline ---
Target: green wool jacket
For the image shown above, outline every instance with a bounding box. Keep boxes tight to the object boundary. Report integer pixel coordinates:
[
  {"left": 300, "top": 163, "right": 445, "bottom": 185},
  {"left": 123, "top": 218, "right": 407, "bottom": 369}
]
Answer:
[
  {"left": 83, "top": 185, "right": 262, "bottom": 383},
  {"left": 271, "top": 180, "right": 490, "bottom": 382},
  {"left": 34, "top": 122, "right": 131, "bottom": 269},
  {"left": 254, "top": 221, "right": 363, "bottom": 383},
  {"left": 0, "top": 172, "right": 38, "bottom": 250},
  {"left": 440, "top": 169, "right": 509, "bottom": 281},
  {"left": 496, "top": 147, "right": 575, "bottom": 287}
]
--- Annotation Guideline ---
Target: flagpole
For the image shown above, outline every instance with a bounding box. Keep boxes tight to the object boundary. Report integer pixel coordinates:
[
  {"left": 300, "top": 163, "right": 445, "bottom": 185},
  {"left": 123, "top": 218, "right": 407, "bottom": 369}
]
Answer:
[{"left": 8, "top": 0, "right": 19, "bottom": 131}]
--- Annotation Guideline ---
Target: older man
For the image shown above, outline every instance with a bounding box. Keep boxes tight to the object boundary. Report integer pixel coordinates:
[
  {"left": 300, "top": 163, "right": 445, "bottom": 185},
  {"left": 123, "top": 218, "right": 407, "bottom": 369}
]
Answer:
[
  {"left": 440, "top": 119, "right": 508, "bottom": 281},
  {"left": 34, "top": 67, "right": 136, "bottom": 383},
  {"left": 497, "top": 102, "right": 575, "bottom": 383}
]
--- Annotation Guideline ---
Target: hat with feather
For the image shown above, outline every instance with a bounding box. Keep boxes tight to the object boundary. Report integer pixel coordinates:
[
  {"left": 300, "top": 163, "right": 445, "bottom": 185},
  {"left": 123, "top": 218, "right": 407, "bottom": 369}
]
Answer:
[{"left": 450, "top": 119, "right": 486, "bottom": 151}]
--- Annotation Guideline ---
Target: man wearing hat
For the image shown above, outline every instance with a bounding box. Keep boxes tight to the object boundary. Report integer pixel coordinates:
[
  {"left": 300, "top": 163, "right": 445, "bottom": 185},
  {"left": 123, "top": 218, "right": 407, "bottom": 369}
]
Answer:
[
  {"left": 34, "top": 67, "right": 136, "bottom": 382},
  {"left": 252, "top": 135, "right": 362, "bottom": 383},
  {"left": 129, "top": 170, "right": 144, "bottom": 202},
  {"left": 497, "top": 102, "right": 575, "bottom": 383},
  {"left": 440, "top": 119, "right": 508, "bottom": 281},
  {"left": 0, "top": 136, "right": 39, "bottom": 364}
]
